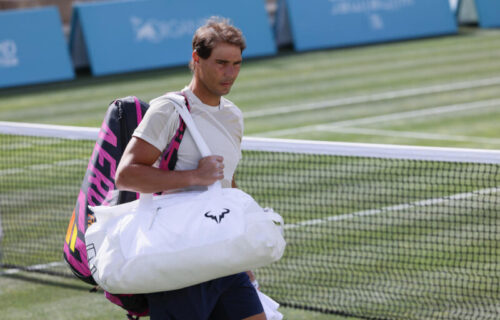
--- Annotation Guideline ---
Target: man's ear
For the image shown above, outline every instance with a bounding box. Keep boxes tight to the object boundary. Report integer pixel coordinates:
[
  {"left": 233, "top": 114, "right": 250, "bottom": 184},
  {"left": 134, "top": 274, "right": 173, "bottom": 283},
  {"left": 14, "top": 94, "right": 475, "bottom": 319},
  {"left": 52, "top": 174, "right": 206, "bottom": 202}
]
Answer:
[{"left": 192, "top": 50, "right": 200, "bottom": 63}]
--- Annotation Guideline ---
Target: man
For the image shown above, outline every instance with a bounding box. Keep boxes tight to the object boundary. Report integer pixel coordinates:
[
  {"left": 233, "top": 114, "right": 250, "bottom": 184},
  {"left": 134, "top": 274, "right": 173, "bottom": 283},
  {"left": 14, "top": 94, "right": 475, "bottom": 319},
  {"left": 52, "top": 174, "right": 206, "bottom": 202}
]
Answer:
[{"left": 115, "top": 17, "right": 266, "bottom": 320}]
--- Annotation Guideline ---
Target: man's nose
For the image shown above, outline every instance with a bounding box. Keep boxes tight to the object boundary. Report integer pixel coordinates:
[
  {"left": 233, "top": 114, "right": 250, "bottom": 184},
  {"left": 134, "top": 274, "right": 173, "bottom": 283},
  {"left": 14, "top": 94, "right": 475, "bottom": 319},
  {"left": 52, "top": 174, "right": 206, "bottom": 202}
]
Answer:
[{"left": 225, "top": 65, "right": 238, "bottom": 77}]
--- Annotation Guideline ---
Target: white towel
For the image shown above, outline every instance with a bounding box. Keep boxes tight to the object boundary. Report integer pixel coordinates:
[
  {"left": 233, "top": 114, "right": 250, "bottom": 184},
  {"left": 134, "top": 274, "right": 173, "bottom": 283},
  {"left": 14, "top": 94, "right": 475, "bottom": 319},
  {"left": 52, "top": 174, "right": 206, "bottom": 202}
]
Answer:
[{"left": 258, "top": 290, "right": 283, "bottom": 320}]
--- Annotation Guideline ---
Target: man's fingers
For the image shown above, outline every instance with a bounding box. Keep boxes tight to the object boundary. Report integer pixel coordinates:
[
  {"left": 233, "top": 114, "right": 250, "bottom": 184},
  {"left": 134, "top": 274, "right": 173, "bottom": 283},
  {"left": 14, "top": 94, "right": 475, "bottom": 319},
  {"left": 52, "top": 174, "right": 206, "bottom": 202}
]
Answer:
[
  {"left": 216, "top": 162, "right": 225, "bottom": 169},
  {"left": 195, "top": 156, "right": 225, "bottom": 185},
  {"left": 214, "top": 155, "right": 224, "bottom": 163}
]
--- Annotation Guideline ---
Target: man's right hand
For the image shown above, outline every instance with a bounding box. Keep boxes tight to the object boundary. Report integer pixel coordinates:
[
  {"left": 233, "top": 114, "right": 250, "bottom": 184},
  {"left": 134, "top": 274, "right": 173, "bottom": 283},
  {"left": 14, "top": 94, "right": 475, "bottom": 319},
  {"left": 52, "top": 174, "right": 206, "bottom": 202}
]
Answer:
[
  {"left": 194, "top": 155, "right": 225, "bottom": 186},
  {"left": 117, "top": 138, "right": 225, "bottom": 193}
]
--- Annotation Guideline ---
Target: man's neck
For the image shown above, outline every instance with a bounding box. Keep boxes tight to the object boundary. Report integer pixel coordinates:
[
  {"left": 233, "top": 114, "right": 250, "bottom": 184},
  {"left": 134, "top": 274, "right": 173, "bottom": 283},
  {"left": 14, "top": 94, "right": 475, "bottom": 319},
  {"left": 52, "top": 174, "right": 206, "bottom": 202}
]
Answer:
[{"left": 188, "top": 79, "right": 220, "bottom": 107}]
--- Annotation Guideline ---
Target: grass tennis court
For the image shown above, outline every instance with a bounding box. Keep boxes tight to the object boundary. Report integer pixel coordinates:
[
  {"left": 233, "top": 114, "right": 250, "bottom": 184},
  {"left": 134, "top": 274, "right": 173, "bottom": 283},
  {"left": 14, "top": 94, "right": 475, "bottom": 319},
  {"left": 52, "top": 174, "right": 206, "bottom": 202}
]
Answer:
[{"left": 1, "top": 27, "right": 500, "bottom": 319}]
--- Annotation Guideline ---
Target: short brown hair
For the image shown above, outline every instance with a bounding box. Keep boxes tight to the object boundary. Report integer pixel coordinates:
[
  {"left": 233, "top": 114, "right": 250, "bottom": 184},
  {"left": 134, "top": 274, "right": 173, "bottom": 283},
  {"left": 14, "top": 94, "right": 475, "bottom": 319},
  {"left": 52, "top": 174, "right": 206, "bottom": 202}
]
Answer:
[{"left": 189, "top": 17, "right": 246, "bottom": 71}]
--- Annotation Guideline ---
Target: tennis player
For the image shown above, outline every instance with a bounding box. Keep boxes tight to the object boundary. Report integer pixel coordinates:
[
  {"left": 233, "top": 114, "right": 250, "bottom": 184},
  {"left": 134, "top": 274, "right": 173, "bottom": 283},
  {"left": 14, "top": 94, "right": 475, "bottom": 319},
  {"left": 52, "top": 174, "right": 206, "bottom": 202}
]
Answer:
[{"left": 115, "top": 17, "right": 266, "bottom": 320}]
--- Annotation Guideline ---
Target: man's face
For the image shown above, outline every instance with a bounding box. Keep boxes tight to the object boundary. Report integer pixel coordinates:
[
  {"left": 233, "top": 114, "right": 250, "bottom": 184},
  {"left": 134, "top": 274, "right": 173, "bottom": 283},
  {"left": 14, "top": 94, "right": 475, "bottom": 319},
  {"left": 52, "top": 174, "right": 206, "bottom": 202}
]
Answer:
[{"left": 195, "top": 42, "right": 242, "bottom": 98}]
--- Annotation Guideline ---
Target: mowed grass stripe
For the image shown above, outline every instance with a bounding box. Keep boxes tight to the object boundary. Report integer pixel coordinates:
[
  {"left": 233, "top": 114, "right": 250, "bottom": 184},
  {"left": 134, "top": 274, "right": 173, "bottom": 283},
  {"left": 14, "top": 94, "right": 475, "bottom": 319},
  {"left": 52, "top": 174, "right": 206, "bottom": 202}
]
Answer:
[
  {"left": 239, "top": 29, "right": 500, "bottom": 79},
  {"left": 232, "top": 56, "right": 500, "bottom": 106},
  {"left": 237, "top": 41, "right": 500, "bottom": 89},
  {"left": 0, "top": 72, "right": 191, "bottom": 111},
  {"left": 244, "top": 86, "right": 500, "bottom": 135},
  {"left": 323, "top": 99, "right": 500, "bottom": 128},
  {"left": 243, "top": 77, "right": 500, "bottom": 118},
  {"left": 256, "top": 98, "right": 500, "bottom": 137},
  {"left": 275, "top": 94, "right": 500, "bottom": 144}
]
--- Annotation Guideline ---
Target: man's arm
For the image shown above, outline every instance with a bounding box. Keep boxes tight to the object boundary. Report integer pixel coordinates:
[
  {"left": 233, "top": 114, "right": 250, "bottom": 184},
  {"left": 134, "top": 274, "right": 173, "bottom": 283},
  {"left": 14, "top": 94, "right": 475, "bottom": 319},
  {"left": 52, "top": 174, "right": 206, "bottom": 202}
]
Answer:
[{"left": 115, "top": 137, "right": 224, "bottom": 193}]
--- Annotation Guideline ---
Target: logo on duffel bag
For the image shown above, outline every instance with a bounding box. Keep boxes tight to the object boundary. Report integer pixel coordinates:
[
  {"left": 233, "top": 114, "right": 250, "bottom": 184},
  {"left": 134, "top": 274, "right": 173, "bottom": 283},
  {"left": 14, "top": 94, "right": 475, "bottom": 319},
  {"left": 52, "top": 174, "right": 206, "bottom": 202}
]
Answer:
[{"left": 204, "top": 208, "right": 230, "bottom": 224}]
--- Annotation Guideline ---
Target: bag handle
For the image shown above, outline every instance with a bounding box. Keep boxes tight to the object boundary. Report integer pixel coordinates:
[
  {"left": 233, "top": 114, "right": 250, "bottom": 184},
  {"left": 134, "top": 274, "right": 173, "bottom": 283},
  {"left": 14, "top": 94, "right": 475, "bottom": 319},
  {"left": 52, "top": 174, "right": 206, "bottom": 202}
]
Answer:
[
  {"left": 165, "top": 93, "right": 211, "bottom": 158},
  {"left": 164, "top": 93, "right": 222, "bottom": 192}
]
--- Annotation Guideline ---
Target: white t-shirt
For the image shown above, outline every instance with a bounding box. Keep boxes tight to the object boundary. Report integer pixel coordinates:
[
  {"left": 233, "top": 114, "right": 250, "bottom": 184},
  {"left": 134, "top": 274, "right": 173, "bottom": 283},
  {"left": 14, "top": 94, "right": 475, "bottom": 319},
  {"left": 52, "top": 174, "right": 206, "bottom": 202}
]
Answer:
[{"left": 133, "top": 88, "right": 243, "bottom": 189}]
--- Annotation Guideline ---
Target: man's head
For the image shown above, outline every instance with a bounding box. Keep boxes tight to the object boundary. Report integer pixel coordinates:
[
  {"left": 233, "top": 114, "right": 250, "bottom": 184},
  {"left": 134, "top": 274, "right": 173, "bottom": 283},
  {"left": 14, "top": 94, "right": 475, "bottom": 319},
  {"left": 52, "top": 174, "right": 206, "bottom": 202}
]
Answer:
[
  {"left": 189, "top": 17, "right": 246, "bottom": 103},
  {"left": 190, "top": 17, "right": 246, "bottom": 72}
]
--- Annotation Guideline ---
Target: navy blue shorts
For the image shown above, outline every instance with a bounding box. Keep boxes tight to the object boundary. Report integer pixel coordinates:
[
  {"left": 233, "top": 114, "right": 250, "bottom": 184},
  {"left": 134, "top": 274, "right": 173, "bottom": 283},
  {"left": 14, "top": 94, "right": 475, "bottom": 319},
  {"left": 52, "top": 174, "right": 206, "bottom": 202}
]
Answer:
[{"left": 146, "top": 272, "right": 263, "bottom": 320}]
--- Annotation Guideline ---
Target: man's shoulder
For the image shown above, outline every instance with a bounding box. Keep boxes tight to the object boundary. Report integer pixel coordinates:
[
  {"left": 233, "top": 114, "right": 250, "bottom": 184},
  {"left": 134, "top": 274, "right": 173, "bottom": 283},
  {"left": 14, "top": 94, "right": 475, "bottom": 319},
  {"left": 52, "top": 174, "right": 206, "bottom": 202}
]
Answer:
[
  {"left": 221, "top": 97, "right": 243, "bottom": 117},
  {"left": 149, "top": 94, "right": 180, "bottom": 114}
]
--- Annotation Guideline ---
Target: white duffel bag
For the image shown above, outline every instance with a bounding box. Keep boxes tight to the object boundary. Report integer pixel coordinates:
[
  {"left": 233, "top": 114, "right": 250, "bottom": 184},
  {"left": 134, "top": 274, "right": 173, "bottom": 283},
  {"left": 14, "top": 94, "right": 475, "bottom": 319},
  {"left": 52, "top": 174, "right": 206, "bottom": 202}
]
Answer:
[{"left": 85, "top": 94, "right": 286, "bottom": 294}]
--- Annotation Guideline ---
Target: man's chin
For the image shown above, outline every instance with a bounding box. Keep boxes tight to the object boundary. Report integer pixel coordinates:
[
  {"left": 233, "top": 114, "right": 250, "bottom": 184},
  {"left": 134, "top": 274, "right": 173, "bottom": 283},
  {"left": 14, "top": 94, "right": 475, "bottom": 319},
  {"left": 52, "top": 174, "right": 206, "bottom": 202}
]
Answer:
[{"left": 219, "top": 87, "right": 232, "bottom": 96}]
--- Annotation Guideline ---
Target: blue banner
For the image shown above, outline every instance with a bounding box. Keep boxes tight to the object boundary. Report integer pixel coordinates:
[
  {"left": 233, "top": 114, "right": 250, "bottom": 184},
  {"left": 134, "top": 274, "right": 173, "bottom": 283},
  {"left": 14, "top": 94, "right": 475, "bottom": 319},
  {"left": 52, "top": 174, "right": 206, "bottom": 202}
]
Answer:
[
  {"left": 285, "top": 0, "right": 458, "bottom": 51},
  {"left": 70, "top": 0, "right": 276, "bottom": 76},
  {"left": 0, "top": 7, "right": 74, "bottom": 88},
  {"left": 475, "top": 0, "right": 500, "bottom": 28}
]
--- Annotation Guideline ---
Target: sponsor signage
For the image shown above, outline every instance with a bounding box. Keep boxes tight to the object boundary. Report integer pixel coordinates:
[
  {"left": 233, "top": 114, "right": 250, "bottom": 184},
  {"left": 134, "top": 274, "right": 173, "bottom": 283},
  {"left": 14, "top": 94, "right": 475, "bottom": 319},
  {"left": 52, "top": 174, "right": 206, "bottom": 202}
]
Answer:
[
  {"left": 0, "top": 7, "right": 74, "bottom": 88},
  {"left": 285, "top": 0, "right": 458, "bottom": 51},
  {"left": 70, "top": 0, "right": 276, "bottom": 76}
]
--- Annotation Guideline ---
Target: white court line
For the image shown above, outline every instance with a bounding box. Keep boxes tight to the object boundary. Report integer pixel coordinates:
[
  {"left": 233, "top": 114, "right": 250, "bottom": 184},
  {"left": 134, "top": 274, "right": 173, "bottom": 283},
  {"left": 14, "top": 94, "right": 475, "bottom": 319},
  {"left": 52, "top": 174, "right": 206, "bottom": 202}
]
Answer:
[
  {"left": 321, "top": 127, "right": 500, "bottom": 145},
  {"left": 244, "top": 77, "right": 500, "bottom": 119},
  {"left": 284, "top": 187, "right": 500, "bottom": 230},
  {"left": 0, "top": 159, "right": 88, "bottom": 177},
  {"left": 259, "top": 98, "right": 500, "bottom": 137},
  {"left": 0, "top": 261, "right": 66, "bottom": 276}
]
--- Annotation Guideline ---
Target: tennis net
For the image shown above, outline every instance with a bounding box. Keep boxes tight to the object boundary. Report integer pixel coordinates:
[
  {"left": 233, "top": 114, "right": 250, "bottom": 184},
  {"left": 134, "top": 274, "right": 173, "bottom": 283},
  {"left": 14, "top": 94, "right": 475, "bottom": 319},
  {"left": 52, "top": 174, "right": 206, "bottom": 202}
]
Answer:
[{"left": 1, "top": 121, "right": 499, "bottom": 320}]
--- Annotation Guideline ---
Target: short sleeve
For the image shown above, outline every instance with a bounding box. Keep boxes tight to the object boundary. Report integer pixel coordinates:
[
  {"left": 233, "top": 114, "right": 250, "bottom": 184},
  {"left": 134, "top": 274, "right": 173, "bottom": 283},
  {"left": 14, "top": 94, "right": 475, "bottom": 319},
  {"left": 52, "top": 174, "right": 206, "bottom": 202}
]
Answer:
[{"left": 133, "top": 96, "right": 180, "bottom": 152}]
